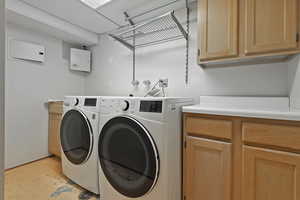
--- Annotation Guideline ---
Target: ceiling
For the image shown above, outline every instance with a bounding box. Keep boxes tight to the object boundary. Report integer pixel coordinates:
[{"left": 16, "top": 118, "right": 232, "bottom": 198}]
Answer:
[
  {"left": 96, "top": 0, "right": 190, "bottom": 25},
  {"left": 20, "top": 0, "right": 192, "bottom": 34},
  {"left": 6, "top": 0, "right": 99, "bottom": 45},
  {"left": 20, "top": 0, "right": 118, "bottom": 33},
  {"left": 6, "top": 6, "right": 98, "bottom": 45}
]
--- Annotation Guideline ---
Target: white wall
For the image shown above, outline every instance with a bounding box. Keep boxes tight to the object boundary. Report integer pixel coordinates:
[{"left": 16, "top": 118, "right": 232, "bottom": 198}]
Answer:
[
  {"left": 0, "top": 0, "right": 5, "bottom": 198},
  {"left": 288, "top": 55, "right": 300, "bottom": 111},
  {"left": 85, "top": 21, "right": 289, "bottom": 100},
  {"left": 5, "top": 23, "right": 86, "bottom": 169}
]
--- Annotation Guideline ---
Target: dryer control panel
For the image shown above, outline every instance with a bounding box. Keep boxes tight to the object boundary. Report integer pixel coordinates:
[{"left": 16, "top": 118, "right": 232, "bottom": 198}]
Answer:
[
  {"left": 140, "top": 101, "right": 163, "bottom": 113},
  {"left": 100, "top": 98, "right": 136, "bottom": 115},
  {"left": 63, "top": 96, "right": 102, "bottom": 113},
  {"left": 84, "top": 98, "right": 97, "bottom": 107}
]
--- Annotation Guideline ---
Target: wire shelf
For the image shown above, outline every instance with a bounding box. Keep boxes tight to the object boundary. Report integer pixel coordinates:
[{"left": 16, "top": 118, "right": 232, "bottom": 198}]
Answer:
[{"left": 109, "top": 11, "right": 188, "bottom": 50}]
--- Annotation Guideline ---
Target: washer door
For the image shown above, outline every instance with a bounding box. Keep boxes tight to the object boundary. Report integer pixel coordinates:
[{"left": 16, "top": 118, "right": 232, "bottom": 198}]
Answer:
[
  {"left": 60, "top": 109, "right": 93, "bottom": 165},
  {"left": 98, "top": 116, "right": 159, "bottom": 198}
]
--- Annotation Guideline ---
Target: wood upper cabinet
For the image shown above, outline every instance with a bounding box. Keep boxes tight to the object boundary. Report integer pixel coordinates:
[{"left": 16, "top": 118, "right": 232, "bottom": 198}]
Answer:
[
  {"left": 243, "top": 146, "right": 300, "bottom": 200},
  {"left": 185, "top": 136, "right": 232, "bottom": 200},
  {"left": 198, "top": 0, "right": 238, "bottom": 60},
  {"left": 244, "top": 0, "right": 298, "bottom": 55},
  {"left": 198, "top": 0, "right": 300, "bottom": 65}
]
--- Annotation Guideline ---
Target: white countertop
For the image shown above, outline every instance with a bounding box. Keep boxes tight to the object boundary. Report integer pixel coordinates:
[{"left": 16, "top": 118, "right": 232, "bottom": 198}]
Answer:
[
  {"left": 183, "top": 105, "right": 300, "bottom": 121},
  {"left": 183, "top": 96, "right": 300, "bottom": 121}
]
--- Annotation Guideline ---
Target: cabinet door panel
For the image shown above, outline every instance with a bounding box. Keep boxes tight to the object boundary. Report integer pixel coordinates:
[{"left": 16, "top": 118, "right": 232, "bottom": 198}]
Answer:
[
  {"left": 186, "top": 117, "right": 233, "bottom": 140},
  {"left": 245, "top": 0, "right": 298, "bottom": 54},
  {"left": 199, "top": 0, "right": 238, "bottom": 60},
  {"left": 243, "top": 146, "right": 300, "bottom": 200},
  {"left": 186, "top": 136, "right": 232, "bottom": 200}
]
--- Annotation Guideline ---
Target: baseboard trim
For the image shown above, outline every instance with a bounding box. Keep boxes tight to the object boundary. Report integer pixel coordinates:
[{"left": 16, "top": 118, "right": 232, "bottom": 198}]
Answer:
[{"left": 5, "top": 155, "right": 56, "bottom": 171}]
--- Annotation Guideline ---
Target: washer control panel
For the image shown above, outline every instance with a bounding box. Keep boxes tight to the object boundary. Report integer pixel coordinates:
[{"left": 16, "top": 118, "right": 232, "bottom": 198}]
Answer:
[
  {"left": 64, "top": 97, "right": 79, "bottom": 107},
  {"left": 84, "top": 98, "right": 97, "bottom": 107},
  {"left": 63, "top": 97, "right": 102, "bottom": 112},
  {"left": 100, "top": 98, "right": 136, "bottom": 114}
]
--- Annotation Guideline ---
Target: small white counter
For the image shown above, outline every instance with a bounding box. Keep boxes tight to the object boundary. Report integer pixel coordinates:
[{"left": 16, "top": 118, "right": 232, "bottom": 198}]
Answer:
[{"left": 183, "top": 96, "right": 300, "bottom": 121}]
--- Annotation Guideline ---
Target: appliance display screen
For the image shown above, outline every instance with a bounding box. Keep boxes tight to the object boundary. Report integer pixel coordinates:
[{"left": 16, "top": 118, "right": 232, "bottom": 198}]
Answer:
[
  {"left": 140, "top": 101, "right": 163, "bottom": 113},
  {"left": 84, "top": 98, "right": 97, "bottom": 106}
]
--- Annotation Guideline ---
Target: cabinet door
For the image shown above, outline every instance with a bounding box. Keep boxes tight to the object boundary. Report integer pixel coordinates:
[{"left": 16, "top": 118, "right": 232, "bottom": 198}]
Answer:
[
  {"left": 48, "top": 113, "right": 62, "bottom": 157},
  {"left": 185, "top": 136, "right": 232, "bottom": 200},
  {"left": 198, "top": 0, "right": 238, "bottom": 61},
  {"left": 244, "top": 0, "right": 298, "bottom": 54},
  {"left": 243, "top": 146, "right": 300, "bottom": 200}
]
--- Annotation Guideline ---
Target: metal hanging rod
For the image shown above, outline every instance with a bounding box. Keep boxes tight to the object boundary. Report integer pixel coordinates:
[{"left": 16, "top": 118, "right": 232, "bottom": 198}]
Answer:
[
  {"left": 109, "top": 11, "right": 188, "bottom": 51},
  {"left": 106, "top": 0, "right": 191, "bottom": 87},
  {"left": 104, "top": 0, "right": 193, "bottom": 35},
  {"left": 135, "top": 35, "right": 185, "bottom": 48},
  {"left": 116, "top": 12, "right": 173, "bottom": 36}
]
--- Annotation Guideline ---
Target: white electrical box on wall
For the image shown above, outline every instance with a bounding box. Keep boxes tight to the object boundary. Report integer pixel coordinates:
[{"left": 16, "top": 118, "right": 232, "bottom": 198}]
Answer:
[
  {"left": 10, "top": 39, "right": 45, "bottom": 62},
  {"left": 70, "top": 48, "right": 91, "bottom": 72}
]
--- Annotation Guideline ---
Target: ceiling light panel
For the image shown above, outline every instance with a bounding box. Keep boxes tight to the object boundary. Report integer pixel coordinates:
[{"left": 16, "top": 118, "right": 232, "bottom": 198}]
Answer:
[{"left": 81, "top": 0, "right": 112, "bottom": 9}]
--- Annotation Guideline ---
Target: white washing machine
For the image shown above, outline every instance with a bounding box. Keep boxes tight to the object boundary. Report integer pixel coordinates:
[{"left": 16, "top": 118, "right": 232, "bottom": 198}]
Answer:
[
  {"left": 60, "top": 96, "right": 101, "bottom": 194},
  {"left": 97, "top": 97, "right": 193, "bottom": 200}
]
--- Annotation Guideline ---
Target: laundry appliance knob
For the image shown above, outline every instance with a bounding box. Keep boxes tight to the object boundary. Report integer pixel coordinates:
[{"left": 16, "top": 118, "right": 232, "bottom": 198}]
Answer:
[
  {"left": 121, "top": 100, "right": 130, "bottom": 111},
  {"left": 74, "top": 98, "right": 79, "bottom": 106}
]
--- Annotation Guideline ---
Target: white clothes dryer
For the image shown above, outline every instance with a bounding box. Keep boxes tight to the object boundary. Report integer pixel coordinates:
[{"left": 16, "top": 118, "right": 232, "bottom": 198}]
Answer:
[{"left": 97, "top": 97, "right": 193, "bottom": 200}]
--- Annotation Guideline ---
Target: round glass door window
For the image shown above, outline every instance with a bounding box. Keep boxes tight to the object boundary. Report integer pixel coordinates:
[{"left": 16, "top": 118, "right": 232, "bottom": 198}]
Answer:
[
  {"left": 60, "top": 110, "right": 93, "bottom": 165},
  {"left": 98, "top": 116, "right": 159, "bottom": 198}
]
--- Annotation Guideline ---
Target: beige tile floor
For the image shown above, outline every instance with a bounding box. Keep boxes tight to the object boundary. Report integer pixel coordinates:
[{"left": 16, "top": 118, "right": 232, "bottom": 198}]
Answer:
[{"left": 5, "top": 157, "right": 99, "bottom": 200}]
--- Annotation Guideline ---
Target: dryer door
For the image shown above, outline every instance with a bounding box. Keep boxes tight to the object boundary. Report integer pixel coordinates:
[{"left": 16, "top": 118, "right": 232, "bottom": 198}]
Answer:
[
  {"left": 60, "top": 109, "right": 93, "bottom": 165},
  {"left": 98, "top": 116, "right": 159, "bottom": 198}
]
